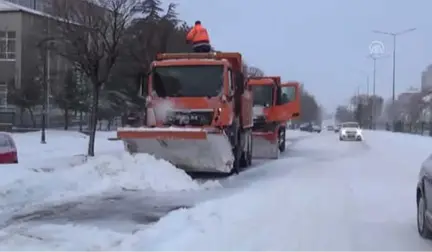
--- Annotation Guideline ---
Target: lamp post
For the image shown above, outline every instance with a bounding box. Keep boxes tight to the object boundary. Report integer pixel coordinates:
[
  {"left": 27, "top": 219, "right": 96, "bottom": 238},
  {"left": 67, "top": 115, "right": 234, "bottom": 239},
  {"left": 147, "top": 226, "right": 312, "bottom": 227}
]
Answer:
[{"left": 372, "top": 28, "right": 416, "bottom": 125}]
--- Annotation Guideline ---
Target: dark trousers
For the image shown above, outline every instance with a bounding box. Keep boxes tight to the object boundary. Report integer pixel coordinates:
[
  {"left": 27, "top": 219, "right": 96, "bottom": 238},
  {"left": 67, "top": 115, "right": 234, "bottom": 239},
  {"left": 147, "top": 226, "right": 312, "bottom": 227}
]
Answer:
[{"left": 193, "top": 44, "right": 211, "bottom": 53}]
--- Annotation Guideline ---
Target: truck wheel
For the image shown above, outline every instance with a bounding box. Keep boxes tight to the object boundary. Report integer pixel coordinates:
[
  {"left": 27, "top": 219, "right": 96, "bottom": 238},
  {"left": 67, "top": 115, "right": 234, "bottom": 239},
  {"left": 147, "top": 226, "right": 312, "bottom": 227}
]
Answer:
[
  {"left": 240, "top": 130, "right": 252, "bottom": 168},
  {"left": 232, "top": 137, "right": 242, "bottom": 174},
  {"left": 247, "top": 131, "right": 253, "bottom": 166},
  {"left": 279, "top": 128, "right": 286, "bottom": 152},
  {"left": 230, "top": 118, "right": 241, "bottom": 174}
]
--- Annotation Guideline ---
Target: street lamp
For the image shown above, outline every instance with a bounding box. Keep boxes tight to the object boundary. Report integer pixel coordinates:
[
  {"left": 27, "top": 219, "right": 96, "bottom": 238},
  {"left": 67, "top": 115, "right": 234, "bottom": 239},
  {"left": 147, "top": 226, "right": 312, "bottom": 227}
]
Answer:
[
  {"left": 372, "top": 28, "right": 416, "bottom": 118},
  {"left": 367, "top": 54, "right": 388, "bottom": 128}
]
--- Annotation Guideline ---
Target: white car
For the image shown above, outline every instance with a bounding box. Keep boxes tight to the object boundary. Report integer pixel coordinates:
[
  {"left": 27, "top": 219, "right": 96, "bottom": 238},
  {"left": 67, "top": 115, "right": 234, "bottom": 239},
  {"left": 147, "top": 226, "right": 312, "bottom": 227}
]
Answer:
[{"left": 339, "top": 122, "right": 363, "bottom": 141}]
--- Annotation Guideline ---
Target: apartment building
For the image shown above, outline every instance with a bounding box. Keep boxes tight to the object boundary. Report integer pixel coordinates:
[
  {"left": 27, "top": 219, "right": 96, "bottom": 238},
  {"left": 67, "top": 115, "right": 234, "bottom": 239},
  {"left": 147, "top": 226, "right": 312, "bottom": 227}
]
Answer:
[
  {"left": 0, "top": 0, "right": 71, "bottom": 126},
  {"left": 421, "top": 64, "right": 432, "bottom": 92}
]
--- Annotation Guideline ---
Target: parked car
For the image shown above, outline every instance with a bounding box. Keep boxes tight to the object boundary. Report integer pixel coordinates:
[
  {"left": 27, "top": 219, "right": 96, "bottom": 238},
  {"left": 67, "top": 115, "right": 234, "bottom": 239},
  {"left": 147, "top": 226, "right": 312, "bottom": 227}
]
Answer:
[
  {"left": 334, "top": 124, "right": 341, "bottom": 133},
  {"left": 417, "top": 156, "right": 432, "bottom": 239},
  {"left": 0, "top": 132, "right": 18, "bottom": 164},
  {"left": 299, "top": 123, "right": 313, "bottom": 132},
  {"left": 312, "top": 125, "right": 321, "bottom": 133},
  {"left": 339, "top": 122, "right": 362, "bottom": 141}
]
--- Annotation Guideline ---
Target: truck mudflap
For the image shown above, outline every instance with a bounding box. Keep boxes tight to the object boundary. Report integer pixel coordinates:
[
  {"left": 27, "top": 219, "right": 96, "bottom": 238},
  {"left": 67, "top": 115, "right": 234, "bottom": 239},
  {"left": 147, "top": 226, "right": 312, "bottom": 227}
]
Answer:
[
  {"left": 117, "top": 127, "right": 234, "bottom": 173},
  {"left": 252, "top": 131, "right": 279, "bottom": 159}
]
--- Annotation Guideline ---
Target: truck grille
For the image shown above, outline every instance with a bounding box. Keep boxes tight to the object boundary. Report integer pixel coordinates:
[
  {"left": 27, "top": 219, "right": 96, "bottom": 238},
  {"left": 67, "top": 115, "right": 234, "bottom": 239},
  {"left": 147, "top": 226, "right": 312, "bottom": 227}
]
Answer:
[
  {"left": 253, "top": 116, "right": 277, "bottom": 132},
  {"left": 165, "top": 111, "right": 214, "bottom": 126}
]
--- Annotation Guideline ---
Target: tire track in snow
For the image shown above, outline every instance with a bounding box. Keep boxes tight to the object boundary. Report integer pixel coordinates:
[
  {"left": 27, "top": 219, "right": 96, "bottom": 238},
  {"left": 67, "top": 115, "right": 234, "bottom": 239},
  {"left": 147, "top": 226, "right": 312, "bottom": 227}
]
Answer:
[{"left": 0, "top": 191, "right": 196, "bottom": 233}]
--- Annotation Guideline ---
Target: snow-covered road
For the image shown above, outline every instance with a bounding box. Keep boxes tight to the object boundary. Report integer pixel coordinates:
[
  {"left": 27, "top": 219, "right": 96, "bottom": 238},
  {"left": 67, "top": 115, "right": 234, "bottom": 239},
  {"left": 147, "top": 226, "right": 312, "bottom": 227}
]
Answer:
[{"left": 0, "top": 129, "right": 431, "bottom": 250}]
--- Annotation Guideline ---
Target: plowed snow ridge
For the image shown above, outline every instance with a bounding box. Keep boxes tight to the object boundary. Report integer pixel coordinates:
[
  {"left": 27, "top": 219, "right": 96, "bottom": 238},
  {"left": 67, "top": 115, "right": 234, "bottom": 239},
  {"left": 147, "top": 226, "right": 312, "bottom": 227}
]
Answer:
[{"left": 0, "top": 130, "right": 220, "bottom": 210}]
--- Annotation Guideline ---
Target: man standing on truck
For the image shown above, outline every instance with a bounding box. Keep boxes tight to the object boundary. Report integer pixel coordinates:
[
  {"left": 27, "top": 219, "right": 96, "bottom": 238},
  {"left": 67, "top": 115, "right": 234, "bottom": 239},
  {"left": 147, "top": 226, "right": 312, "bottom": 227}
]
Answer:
[{"left": 186, "top": 21, "right": 211, "bottom": 53}]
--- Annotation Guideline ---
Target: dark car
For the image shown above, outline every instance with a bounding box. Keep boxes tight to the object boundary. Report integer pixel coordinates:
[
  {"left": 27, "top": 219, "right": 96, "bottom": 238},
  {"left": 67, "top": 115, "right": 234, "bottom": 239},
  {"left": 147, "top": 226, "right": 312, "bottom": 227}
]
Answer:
[
  {"left": 312, "top": 125, "right": 321, "bottom": 133},
  {"left": 299, "top": 123, "right": 312, "bottom": 132},
  {"left": 327, "top": 125, "right": 334, "bottom": 131},
  {"left": 416, "top": 155, "right": 432, "bottom": 239},
  {"left": 334, "top": 124, "right": 341, "bottom": 133},
  {"left": 299, "top": 123, "right": 321, "bottom": 133}
]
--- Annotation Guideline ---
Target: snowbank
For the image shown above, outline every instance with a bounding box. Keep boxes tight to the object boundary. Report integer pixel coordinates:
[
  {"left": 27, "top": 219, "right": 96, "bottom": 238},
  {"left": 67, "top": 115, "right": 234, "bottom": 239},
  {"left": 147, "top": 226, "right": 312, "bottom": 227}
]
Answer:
[
  {"left": 0, "top": 153, "right": 218, "bottom": 210},
  {"left": 11, "top": 130, "right": 122, "bottom": 170},
  {"left": 0, "top": 223, "right": 128, "bottom": 250}
]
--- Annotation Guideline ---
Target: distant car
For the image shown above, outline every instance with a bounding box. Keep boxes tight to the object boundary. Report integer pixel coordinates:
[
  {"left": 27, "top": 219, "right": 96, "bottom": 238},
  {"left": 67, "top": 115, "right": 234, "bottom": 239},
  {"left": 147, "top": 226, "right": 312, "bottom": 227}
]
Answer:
[
  {"left": 327, "top": 125, "right": 334, "bottom": 131},
  {"left": 334, "top": 124, "right": 341, "bottom": 133},
  {"left": 0, "top": 132, "right": 17, "bottom": 164},
  {"left": 299, "top": 123, "right": 313, "bottom": 132},
  {"left": 417, "top": 156, "right": 432, "bottom": 239},
  {"left": 339, "top": 122, "right": 362, "bottom": 141},
  {"left": 312, "top": 125, "right": 321, "bottom": 133}
]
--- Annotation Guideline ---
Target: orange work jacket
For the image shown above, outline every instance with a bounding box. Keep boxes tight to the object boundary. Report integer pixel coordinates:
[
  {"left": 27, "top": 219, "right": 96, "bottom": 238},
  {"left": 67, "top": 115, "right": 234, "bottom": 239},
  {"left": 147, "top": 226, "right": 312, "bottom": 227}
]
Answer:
[{"left": 186, "top": 24, "right": 210, "bottom": 44}]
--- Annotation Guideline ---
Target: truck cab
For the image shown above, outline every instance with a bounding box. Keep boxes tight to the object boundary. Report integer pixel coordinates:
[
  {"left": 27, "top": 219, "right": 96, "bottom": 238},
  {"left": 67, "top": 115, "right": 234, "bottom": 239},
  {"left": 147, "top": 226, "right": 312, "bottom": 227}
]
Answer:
[
  {"left": 247, "top": 76, "right": 300, "bottom": 158},
  {"left": 118, "top": 52, "right": 254, "bottom": 174}
]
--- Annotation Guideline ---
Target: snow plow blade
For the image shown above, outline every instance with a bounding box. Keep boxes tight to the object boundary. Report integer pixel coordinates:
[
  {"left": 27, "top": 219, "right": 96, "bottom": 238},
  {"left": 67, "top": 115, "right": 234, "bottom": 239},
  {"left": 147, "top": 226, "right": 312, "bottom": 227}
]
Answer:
[
  {"left": 117, "top": 127, "right": 234, "bottom": 173},
  {"left": 252, "top": 132, "right": 279, "bottom": 159}
]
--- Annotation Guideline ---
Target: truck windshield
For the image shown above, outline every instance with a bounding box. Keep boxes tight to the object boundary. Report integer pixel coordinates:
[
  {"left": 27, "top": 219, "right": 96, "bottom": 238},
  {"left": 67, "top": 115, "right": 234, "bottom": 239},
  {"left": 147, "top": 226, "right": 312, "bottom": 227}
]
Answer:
[
  {"left": 152, "top": 65, "right": 224, "bottom": 97},
  {"left": 252, "top": 85, "right": 273, "bottom": 107}
]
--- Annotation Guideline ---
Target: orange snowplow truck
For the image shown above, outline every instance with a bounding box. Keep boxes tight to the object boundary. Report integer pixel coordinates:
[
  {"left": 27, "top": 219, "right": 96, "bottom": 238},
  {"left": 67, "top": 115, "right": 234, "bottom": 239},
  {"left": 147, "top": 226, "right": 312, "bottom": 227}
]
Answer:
[
  {"left": 247, "top": 76, "right": 300, "bottom": 159},
  {"left": 117, "top": 52, "right": 253, "bottom": 174}
]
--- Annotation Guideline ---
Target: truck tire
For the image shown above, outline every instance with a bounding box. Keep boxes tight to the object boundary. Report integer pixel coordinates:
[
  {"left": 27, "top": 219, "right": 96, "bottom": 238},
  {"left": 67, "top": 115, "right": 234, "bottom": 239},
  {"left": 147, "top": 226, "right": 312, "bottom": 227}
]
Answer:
[
  {"left": 230, "top": 118, "right": 241, "bottom": 174},
  {"left": 240, "top": 129, "right": 252, "bottom": 168},
  {"left": 279, "top": 127, "right": 286, "bottom": 152},
  {"left": 232, "top": 136, "right": 241, "bottom": 174}
]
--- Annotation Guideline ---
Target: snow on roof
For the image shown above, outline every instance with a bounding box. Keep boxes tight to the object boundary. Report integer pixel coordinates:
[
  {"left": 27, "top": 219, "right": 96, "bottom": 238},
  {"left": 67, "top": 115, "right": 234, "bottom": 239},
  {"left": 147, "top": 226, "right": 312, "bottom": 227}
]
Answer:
[{"left": 0, "top": 0, "right": 50, "bottom": 18}]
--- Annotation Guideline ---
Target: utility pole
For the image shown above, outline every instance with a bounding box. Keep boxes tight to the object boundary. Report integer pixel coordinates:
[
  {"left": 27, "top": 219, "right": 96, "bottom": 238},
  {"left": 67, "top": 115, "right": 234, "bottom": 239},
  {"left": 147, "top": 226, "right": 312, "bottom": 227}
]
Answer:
[
  {"left": 373, "top": 28, "right": 416, "bottom": 128},
  {"left": 369, "top": 56, "right": 377, "bottom": 129},
  {"left": 40, "top": 41, "right": 47, "bottom": 144},
  {"left": 366, "top": 76, "right": 370, "bottom": 96},
  {"left": 40, "top": 23, "right": 50, "bottom": 144}
]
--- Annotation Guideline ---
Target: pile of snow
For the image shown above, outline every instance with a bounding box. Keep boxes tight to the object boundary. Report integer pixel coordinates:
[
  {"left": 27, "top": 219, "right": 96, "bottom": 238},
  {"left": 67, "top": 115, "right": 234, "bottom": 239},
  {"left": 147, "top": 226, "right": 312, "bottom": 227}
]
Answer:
[
  {"left": 11, "top": 130, "right": 122, "bottom": 169},
  {"left": 0, "top": 153, "right": 219, "bottom": 209},
  {"left": 0, "top": 223, "right": 129, "bottom": 250}
]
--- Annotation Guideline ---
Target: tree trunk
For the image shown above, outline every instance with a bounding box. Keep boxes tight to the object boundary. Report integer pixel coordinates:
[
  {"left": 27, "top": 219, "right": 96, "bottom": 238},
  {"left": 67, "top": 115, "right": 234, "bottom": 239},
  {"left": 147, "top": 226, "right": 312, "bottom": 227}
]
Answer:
[
  {"left": 87, "top": 85, "right": 100, "bottom": 156},
  {"left": 28, "top": 108, "right": 36, "bottom": 128},
  {"left": 64, "top": 108, "right": 69, "bottom": 130},
  {"left": 107, "top": 119, "right": 112, "bottom": 130},
  {"left": 79, "top": 111, "right": 83, "bottom": 131},
  {"left": 19, "top": 107, "right": 24, "bottom": 125}
]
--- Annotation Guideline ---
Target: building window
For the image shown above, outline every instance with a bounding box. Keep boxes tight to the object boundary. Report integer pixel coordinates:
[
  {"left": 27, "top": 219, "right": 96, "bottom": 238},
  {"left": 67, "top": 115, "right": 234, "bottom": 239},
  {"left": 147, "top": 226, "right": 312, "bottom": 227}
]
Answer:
[
  {"left": 0, "top": 82, "right": 8, "bottom": 108},
  {"left": 0, "top": 31, "right": 16, "bottom": 60}
]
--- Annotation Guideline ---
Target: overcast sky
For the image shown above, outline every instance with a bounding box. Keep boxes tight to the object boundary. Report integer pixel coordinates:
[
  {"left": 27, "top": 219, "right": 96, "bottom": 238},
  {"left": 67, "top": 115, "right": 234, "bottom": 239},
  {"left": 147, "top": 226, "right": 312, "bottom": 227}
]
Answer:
[{"left": 166, "top": 0, "right": 432, "bottom": 112}]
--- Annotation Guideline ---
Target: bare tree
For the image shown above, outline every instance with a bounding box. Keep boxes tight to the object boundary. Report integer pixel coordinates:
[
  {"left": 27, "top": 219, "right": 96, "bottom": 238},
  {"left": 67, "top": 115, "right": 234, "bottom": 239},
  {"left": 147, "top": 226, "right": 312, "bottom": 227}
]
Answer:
[
  {"left": 349, "top": 94, "right": 384, "bottom": 128},
  {"left": 51, "top": 0, "right": 136, "bottom": 156},
  {"left": 294, "top": 87, "right": 321, "bottom": 124},
  {"left": 335, "top": 105, "right": 354, "bottom": 123},
  {"left": 246, "top": 66, "right": 264, "bottom": 77},
  {"left": 242, "top": 62, "right": 264, "bottom": 77}
]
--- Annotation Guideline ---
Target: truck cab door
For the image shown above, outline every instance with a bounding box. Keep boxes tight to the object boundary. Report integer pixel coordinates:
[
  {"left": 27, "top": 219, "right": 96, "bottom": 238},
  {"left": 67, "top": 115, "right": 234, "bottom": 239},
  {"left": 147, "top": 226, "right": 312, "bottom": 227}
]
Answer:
[{"left": 266, "top": 82, "right": 300, "bottom": 122}]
